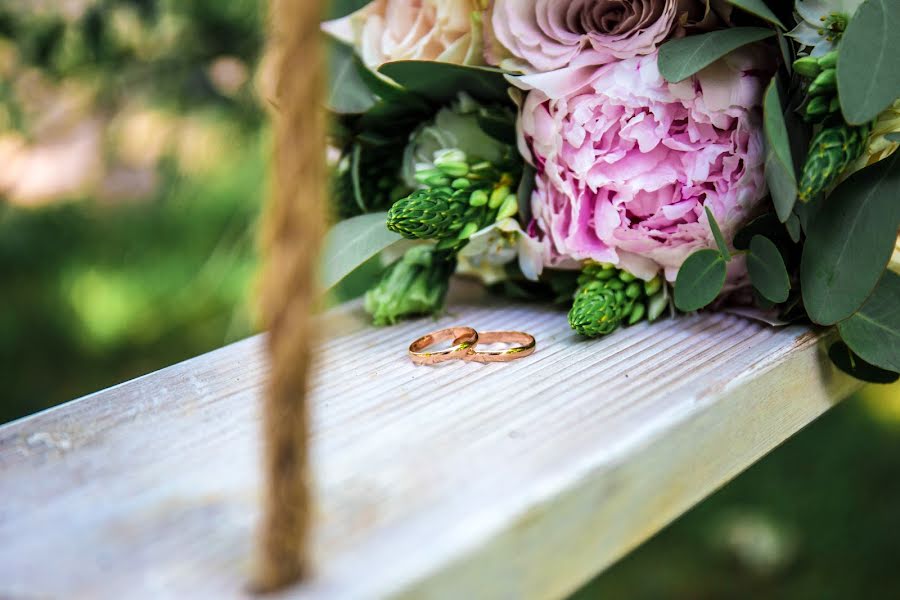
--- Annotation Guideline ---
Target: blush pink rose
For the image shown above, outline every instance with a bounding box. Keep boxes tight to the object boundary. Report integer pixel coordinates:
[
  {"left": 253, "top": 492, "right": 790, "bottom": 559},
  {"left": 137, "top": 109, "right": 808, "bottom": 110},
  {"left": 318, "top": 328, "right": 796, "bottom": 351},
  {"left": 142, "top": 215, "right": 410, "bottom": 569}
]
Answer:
[
  {"left": 520, "top": 48, "right": 770, "bottom": 282},
  {"left": 323, "top": 0, "right": 485, "bottom": 68},
  {"left": 485, "top": 0, "right": 681, "bottom": 73}
]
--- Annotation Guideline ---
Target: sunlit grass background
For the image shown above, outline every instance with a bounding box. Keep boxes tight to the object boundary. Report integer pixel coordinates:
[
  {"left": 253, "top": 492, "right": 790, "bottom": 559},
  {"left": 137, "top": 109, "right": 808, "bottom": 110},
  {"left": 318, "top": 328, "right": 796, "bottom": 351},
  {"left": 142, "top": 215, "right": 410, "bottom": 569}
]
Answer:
[{"left": 2, "top": 1, "right": 899, "bottom": 597}]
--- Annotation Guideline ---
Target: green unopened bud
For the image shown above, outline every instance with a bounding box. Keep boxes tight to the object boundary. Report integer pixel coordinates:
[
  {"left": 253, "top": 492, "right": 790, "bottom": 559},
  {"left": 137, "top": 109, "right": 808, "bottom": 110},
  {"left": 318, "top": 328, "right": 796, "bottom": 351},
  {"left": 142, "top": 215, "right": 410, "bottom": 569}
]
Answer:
[
  {"left": 425, "top": 175, "right": 451, "bottom": 187},
  {"left": 606, "top": 279, "right": 625, "bottom": 291},
  {"left": 594, "top": 267, "right": 617, "bottom": 280},
  {"left": 495, "top": 195, "right": 518, "bottom": 220},
  {"left": 812, "top": 68, "right": 836, "bottom": 90},
  {"left": 817, "top": 50, "right": 838, "bottom": 69},
  {"left": 793, "top": 56, "right": 822, "bottom": 78},
  {"left": 434, "top": 149, "right": 466, "bottom": 165},
  {"left": 469, "top": 189, "right": 488, "bottom": 207},
  {"left": 647, "top": 291, "right": 668, "bottom": 322},
  {"left": 619, "top": 271, "right": 636, "bottom": 282},
  {"left": 644, "top": 276, "right": 662, "bottom": 297},
  {"left": 364, "top": 246, "right": 455, "bottom": 326},
  {"left": 388, "top": 188, "right": 466, "bottom": 240},
  {"left": 628, "top": 302, "right": 646, "bottom": 325},
  {"left": 805, "top": 95, "right": 831, "bottom": 120},
  {"left": 451, "top": 178, "right": 472, "bottom": 190},
  {"left": 437, "top": 161, "right": 470, "bottom": 178},
  {"left": 414, "top": 168, "right": 443, "bottom": 184},
  {"left": 568, "top": 280, "right": 632, "bottom": 337},
  {"left": 799, "top": 122, "right": 870, "bottom": 202},
  {"left": 457, "top": 221, "right": 480, "bottom": 240},
  {"left": 471, "top": 161, "right": 491, "bottom": 172},
  {"left": 828, "top": 97, "right": 841, "bottom": 113},
  {"left": 625, "top": 281, "right": 642, "bottom": 299},
  {"left": 489, "top": 185, "right": 511, "bottom": 209}
]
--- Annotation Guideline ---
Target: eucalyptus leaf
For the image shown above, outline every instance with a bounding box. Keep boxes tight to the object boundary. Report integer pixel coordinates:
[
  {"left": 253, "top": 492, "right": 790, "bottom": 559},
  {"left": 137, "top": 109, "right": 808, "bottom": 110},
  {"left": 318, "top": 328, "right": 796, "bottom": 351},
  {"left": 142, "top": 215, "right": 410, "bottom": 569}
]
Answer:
[
  {"left": 705, "top": 206, "right": 731, "bottom": 260},
  {"left": 517, "top": 163, "right": 536, "bottom": 222},
  {"left": 674, "top": 249, "right": 727, "bottom": 311},
  {"left": 837, "top": 0, "right": 900, "bottom": 125},
  {"left": 325, "top": 0, "right": 371, "bottom": 20},
  {"left": 785, "top": 213, "right": 801, "bottom": 243},
  {"left": 828, "top": 341, "right": 899, "bottom": 384},
  {"left": 801, "top": 151, "right": 900, "bottom": 324},
  {"left": 886, "top": 132, "right": 900, "bottom": 142},
  {"left": 838, "top": 271, "right": 900, "bottom": 372},
  {"left": 326, "top": 36, "right": 376, "bottom": 114},
  {"left": 321, "top": 212, "right": 402, "bottom": 291},
  {"left": 763, "top": 77, "right": 797, "bottom": 222},
  {"left": 379, "top": 61, "right": 511, "bottom": 105},
  {"left": 747, "top": 235, "right": 790, "bottom": 303},
  {"left": 658, "top": 27, "right": 775, "bottom": 83},
  {"left": 734, "top": 213, "right": 786, "bottom": 250},
  {"left": 726, "top": 0, "right": 786, "bottom": 29}
]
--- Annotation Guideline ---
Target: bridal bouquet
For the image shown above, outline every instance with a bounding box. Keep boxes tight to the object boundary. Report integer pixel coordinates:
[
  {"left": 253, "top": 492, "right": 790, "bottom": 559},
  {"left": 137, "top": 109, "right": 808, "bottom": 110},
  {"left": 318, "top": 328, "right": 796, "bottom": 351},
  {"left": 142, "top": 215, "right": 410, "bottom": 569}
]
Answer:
[{"left": 320, "top": 0, "right": 900, "bottom": 383}]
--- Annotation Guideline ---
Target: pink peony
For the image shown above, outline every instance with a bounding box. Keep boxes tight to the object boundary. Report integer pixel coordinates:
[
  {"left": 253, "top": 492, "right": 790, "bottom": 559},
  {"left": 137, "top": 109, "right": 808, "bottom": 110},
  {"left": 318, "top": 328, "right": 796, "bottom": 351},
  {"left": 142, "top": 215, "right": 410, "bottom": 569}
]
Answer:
[
  {"left": 484, "top": 0, "right": 681, "bottom": 73},
  {"left": 520, "top": 48, "right": 770, "bottom": 281},
  {"left": 323, "top": 0, "right": 484, "bottom": 68}
]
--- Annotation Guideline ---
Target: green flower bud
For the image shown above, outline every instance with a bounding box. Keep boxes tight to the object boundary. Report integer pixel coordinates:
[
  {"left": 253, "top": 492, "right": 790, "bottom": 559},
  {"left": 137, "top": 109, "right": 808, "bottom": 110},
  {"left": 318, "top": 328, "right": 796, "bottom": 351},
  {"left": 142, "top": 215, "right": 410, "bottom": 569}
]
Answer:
[
  {"left": 628, "top": 302, "right": 646, "bottom": 325},
  {"left": 828, "top": 97, "right": 841, "bottom": 113},
  {"left": 812, "top": 68, "right": 836, "bottom": 90},
  {"left": 647, "top": 290, "right": 668, "bottom": 322},
  {"left": 625, "top": 281, "right": 642, "bottom": 299},
  {"left": 619, "top": 271, "right": 636, "bottom": 282},
  {"left": 437, "top": 161, "right": 470, "bottom": 178},
  {"left": 799, "top": 121, "right": 871, "bottom": 202},
  {"left": 451, "top": 178, "right": 472, "bottom": 190},
  {"left": 457, "top": 221, "right": 480, "bottom": 240},
  {"left": 387, "top": 188, "right": 468, "bottom": 240},
  {"left": 793, "top": 56, "right": 822, "bottom": 78},
  {"left": 434, "top": 149, "right": 466, "bottom": 165},
  {"left": 364, "top": 246, "right": 455, "bottom": 326},
  {"left": 414, "top": 168, "right": 443, "bottom": 184},
  {"left": 644, "top": 276, "right": 662, "bottom": 297},
  {"left": 805, "top": 96, "right": 831, "bottom": 121},
  {"left": 817, "top": 50, "right": 838, "bottom": 69},
  {"left": 469, "top": 189, "right": 488, "bottom": 207},
  {"left": 495, "top": 194, "right": 518, "bottom": 220},
  {"left": 568, "top": 280, "right": 632, "bottom": 337},
  {"left": 425, "top": 175, "right": 452, "bottom": 187},
  {"left": 489, "top": 185, "right": 511, "bottom": 209}
]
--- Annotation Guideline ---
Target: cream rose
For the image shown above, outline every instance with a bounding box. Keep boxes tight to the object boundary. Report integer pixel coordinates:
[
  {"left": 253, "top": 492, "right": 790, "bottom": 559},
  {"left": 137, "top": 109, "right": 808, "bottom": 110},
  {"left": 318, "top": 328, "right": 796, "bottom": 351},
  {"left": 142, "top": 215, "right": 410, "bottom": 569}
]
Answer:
[
  {"left": 484, "top": 0, "right": 682, "bottom": 73},
  {"left": 323, "top": 0, "right": 486, "bottom": 68}
]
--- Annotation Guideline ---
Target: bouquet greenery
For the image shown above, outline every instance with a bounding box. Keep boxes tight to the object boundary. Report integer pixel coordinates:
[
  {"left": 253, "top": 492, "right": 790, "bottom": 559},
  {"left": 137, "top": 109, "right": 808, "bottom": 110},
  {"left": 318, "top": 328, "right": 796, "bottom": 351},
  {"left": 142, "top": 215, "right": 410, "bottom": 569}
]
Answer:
[{"left": 321, "top": 0, "right": 900, "bottom": 384}]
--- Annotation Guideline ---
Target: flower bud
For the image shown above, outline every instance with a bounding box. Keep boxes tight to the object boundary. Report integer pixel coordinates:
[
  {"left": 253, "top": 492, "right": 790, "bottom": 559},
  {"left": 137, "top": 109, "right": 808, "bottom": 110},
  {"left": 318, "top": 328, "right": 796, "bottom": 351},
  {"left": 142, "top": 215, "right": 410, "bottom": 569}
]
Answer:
[{"left": 793, "top": 56, "right": 822, "bottom": 78}]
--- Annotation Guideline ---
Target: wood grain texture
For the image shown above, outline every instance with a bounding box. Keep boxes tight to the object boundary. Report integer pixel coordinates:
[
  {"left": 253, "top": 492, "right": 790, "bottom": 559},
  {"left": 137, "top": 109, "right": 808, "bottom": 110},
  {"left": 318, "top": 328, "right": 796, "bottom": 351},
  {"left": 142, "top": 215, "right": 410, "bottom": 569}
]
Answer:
[{"left": 0, "top": 289, "right": 860, "bottom": 599}]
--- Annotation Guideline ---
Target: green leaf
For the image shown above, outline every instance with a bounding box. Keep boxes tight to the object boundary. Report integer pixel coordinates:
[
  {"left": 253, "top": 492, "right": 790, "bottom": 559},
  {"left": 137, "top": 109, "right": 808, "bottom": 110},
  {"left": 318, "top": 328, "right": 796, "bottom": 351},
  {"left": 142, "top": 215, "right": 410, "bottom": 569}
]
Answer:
[
  {"left": 674, "top": 249, "right": 727, "bottom": 311},
  {"left": 658, "top": 27, "right": 775, "bottom": 83},
  {"left": 517, "top": 163, "right": 536, "bottom": 222},
  {"left": 726, "top": 0, "right": 786, "bottom": 29},
  {"left": 837, "top": 0, "right": 900, "bottom": 125},
  {"left": 838, "top": 271, "right": 900, "bottom": 372},
  {"left": 325, "top": 0, "right": 371, "bottom": 20},
  {"left": 326, "top": 36, "right": 377, "bottom": 114},
  {"left": 704, "top": 206, "right": 731, "bottom": 260},
  {"left": 734, "top": 213, "right": 784, "bottom": 250},
  {"left": 886, "top": 132, "right": 900, "bottom": 142},
  {"left": 321, "top": 212, "right": 402, "bottom": 290},
  {"left": 379, "top": 61, "right": 511, "bottom": 105},
  {"left": 828, "top": 341, "right": 899, "bottom": 384},
  {"left": 747, "top": 235, "right": 790, "bottom": 303},
  {"left": 801, "top": 151, "right": 900, "bottom": 324},
  {"left": 763, "top": 77, "right": 797, "bottom": 222},
  {"left": 785, "top": 213, "right": 801, "bottom": 243}
]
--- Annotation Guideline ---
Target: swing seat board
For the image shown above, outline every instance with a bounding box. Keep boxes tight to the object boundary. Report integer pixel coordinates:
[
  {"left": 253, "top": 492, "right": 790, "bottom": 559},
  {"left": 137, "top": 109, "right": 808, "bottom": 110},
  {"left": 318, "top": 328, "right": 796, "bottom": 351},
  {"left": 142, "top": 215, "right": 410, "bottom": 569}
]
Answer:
[{"left": 0, "top": 291, "right": 858, "bottom": 599}]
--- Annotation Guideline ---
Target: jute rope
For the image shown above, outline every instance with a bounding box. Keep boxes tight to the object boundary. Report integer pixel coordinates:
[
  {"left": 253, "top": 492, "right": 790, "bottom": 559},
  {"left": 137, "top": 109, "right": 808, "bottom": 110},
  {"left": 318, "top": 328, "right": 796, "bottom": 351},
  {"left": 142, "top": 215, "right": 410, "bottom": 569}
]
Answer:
[{"left": 254, "top": 0, "right": 326, "bottom": 592}]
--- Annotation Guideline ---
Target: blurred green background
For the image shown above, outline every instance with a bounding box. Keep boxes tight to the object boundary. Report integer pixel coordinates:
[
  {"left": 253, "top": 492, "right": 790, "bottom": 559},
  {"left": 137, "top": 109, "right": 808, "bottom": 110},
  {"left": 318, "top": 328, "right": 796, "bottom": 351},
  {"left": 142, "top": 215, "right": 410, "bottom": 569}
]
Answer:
[{"left": 2, "top": 1, "right": 899, "bottom": 597}]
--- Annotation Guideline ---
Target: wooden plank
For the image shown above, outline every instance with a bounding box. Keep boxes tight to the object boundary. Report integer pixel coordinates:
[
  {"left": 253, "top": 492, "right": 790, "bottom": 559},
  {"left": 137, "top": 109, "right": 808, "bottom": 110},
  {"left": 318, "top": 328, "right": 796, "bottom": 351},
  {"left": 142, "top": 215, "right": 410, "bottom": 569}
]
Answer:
[{"left": 0, "top": 288, "right": 860, "bottom": 599}]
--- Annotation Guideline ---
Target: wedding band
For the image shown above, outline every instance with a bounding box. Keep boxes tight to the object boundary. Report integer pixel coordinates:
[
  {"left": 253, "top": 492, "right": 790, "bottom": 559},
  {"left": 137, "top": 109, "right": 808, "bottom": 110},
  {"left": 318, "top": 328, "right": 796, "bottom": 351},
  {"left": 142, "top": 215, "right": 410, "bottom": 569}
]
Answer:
[
  {"left": 464, "top": 331, "right": 536, "bottom": 363},
  {"left": 408, "top": 326, "right": 479, "bottom": 365}
]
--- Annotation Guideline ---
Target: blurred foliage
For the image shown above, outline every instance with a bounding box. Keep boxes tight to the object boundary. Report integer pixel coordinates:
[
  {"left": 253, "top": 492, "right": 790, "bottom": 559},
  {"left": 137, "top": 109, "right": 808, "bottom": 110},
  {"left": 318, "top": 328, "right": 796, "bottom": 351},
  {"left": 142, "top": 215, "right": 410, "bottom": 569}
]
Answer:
[
  {"left": 578, "top": 391, "right": 900, "bottom": 599},
  {"left": 0, "top": 0, "right": 267, "bottom": 421},
  {"left": 0, "top": 141, "right": 264, "bottom": 423}
]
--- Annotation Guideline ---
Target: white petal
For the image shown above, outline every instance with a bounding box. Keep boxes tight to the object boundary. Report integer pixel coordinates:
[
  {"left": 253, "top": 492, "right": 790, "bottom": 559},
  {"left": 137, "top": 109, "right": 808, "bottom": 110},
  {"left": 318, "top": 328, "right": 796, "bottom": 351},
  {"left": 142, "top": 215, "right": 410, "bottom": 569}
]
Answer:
[
  {"left": 787, "top": 22, "right": 824, "bottom": 46},
  {"left": 795, "top": 0, "right": 830, "bottom": 24}
]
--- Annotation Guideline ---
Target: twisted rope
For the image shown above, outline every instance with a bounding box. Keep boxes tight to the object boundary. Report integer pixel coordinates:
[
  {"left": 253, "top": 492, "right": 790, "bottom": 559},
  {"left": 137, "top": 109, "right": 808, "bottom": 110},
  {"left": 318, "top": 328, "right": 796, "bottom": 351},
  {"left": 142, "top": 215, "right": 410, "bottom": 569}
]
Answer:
[{"left": 254, "top": 0, "right": 326, "bottom": 591}]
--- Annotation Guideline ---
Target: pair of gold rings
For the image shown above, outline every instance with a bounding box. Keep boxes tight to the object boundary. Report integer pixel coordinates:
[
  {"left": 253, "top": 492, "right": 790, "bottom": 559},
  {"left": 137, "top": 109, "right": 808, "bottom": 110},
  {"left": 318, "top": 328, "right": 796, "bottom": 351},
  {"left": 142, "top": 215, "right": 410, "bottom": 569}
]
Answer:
[{"left": 408, "top": 326, "right": 536, "bottom": 366}]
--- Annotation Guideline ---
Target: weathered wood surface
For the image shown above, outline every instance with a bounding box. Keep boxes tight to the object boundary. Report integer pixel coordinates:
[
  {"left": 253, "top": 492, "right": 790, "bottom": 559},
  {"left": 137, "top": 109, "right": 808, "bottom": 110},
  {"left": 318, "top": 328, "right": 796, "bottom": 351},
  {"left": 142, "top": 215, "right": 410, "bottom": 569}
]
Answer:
[{"left": 0, "top": 288, "right": 859, "bottom": 599}]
